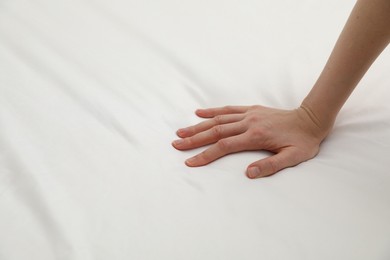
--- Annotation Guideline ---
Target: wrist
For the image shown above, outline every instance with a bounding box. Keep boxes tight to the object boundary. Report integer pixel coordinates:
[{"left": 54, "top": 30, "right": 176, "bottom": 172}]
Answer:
[{"left": 298, "top": 101, "right": 336, "bottom": 139}]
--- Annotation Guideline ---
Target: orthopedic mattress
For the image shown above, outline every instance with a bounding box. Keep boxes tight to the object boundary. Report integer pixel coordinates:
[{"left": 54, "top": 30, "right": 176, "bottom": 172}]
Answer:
[{"left": 1, "top": 0, "right": 390, "bottom": 259}]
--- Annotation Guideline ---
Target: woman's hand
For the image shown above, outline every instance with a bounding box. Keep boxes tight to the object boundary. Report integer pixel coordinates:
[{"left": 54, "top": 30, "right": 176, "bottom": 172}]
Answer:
[
  {"left": 172, "top": 105, "right": 332, "bottom": 178},
  {"left": 172, "top": 0, "right": 390, "bottom": 179}
]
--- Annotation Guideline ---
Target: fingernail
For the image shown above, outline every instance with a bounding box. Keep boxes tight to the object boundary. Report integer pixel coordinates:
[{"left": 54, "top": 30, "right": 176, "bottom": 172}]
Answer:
[
  {"left": 177, "top": 128, "right": 188, "bottom": 137},
  {"left": 247, "top": 167, "right": 260, "bottom": 179},
  {"left": 173, "top": 139, "right": 184, "bottom": 146},
  {"left": 185, "top": 157, "right": 197, "bottom": 166},
  {"left": 195, "top": 109, "right": 206, "bottom": 115}
]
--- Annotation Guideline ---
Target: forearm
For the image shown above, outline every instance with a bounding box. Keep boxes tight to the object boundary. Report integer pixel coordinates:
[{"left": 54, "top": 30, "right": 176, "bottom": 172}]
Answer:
[
  {"left": 173, "top": 0, "right": 390, "bottom": 177},
  {"left": 302, "top": 0, "right": 390, "bottom": 129}
]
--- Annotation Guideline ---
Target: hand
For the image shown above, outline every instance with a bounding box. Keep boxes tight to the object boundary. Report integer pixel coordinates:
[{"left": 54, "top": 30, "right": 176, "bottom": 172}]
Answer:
[{"left": 172, "top": 105, "right": 332, "bottom": 178}]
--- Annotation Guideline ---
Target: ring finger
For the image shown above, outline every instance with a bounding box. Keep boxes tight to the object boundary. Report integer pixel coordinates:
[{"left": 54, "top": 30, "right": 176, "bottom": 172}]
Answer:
[{"left": 176, "top": 114, "right": 244, "bottom": 138}]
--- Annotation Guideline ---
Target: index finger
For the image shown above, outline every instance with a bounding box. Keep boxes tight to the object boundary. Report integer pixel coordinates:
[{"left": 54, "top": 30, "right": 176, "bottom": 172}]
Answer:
[{"left": 184, "top": 133, "right": 251, "bottom": 167}]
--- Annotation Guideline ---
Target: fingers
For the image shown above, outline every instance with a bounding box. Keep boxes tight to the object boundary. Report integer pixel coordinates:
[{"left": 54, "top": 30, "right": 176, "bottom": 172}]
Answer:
[
  {"left": 246, "top": 148, "right": 313, "bottom": 178},
  {"left": 195, "top": 105, "right": 251, "bottom": 118},
  {"left": 184, "top": 133, "right": 250, "bottom": 167},
  {"left": 173, "top": 105, "right": 322, "bottom": 178},
  {"left": 173, "top": 121, "right": 246, "bottom": 150},
  {"left": 176, "top": 114, "right": 244, "bottom": 138}
]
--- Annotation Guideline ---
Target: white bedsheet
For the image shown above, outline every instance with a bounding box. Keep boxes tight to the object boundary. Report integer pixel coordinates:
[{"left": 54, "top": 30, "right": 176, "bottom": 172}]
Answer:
[{"left": 1, "top": 0, "right": 390, "bottom": 259}]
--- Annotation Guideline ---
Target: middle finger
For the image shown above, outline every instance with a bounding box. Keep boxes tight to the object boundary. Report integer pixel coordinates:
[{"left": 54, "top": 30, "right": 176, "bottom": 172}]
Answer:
[{"left": 173, "top": 121, "right": 246, "bottom": 150}]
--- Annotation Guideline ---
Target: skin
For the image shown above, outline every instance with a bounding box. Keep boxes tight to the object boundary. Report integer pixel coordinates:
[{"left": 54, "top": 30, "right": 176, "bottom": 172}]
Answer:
[{"left": 172, "top": 0, "right": 390, "bottom": 179}]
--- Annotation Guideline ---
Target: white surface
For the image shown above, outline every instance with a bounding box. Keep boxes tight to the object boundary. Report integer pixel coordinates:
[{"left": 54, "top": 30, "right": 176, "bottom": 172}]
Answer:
[{"left": 1, "top": 0, "right": 390, "bottom": 259}]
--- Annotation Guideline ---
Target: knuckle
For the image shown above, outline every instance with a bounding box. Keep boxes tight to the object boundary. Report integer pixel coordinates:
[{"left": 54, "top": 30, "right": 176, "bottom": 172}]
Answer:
[
  {"left": 266, "top": 158, "right": 279, "bottom": 173},
  {"left": 213, "top": 115, "right": 223, "bottom": 124},
  {"left": 216, "top": 139, "right": 230, "bottom": 151},
  {"left": 211, "top": 125, "right": 223, "bottom": 138},
  {"left": 185, "top": 137, "right": 195, "bottom": 146},
  {"left": 246, "top": 114, "right": 261, "bottom": 124},
  {"left": 199, "top": 150, "right": 211, "bottom": 162},
  {"left": 223, "top": 105, "right": 232, "bottom": 111}
]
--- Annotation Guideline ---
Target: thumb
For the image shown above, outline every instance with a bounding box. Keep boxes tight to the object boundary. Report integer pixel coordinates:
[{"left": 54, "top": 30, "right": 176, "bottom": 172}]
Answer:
[{"left": 246, "top": 148, "right": 310, "bottom": 179}]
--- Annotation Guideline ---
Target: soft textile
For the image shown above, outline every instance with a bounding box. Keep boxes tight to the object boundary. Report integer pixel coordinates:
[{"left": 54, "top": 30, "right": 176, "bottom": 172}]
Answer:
[{"left": 1, "top": 0, "right": 389, "bottom": 259}]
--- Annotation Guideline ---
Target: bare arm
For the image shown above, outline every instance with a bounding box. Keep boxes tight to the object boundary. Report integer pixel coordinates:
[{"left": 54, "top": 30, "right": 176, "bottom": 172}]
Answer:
[
  {"left": 302, "top": 0, "right": 390, "bottom": 129},
  {"left": 172, "top": 0, "right": 390, "bottom": 178}
]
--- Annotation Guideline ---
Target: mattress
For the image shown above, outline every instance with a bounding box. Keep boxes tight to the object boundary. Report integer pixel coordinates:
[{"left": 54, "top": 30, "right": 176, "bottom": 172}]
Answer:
[{"left": 1, "top": 0, "right": 389, "bottom": 259}]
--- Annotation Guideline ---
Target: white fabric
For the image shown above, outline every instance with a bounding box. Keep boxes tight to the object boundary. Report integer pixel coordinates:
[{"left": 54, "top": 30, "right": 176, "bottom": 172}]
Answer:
[{"left": 1, "top": 0, "right": 390, "bottom": 259}]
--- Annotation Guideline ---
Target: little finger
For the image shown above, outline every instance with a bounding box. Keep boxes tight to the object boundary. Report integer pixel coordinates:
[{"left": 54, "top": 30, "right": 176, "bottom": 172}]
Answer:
[{"left": 195, "top": 105, "right": 251, "bottom": 118}]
